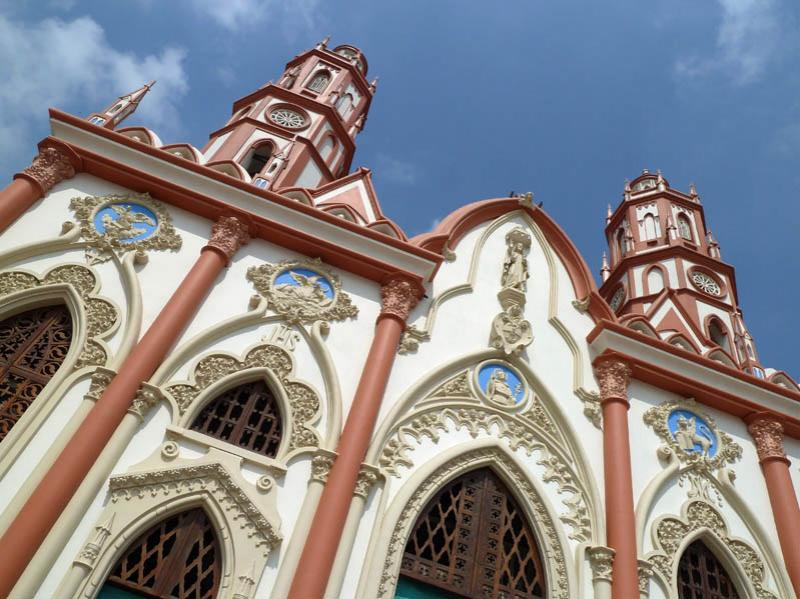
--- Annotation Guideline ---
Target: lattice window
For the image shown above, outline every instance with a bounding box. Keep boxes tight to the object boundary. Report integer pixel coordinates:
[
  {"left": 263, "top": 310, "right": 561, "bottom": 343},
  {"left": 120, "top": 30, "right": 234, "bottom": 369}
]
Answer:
[
  {"left": 0, "top": 305, "right": 72, "bottom": 442},
  {"left": 101, "top": 508, "right": 221, "bottom": 599},
  {"left": 190, "top": 380, "right": 283, "bottom": 458},
  {"left": 400, "top": 467, "right": 545, "bottom": 599},
  {"left": 678, "top": 540, "right": 740, "bottom": 599}
]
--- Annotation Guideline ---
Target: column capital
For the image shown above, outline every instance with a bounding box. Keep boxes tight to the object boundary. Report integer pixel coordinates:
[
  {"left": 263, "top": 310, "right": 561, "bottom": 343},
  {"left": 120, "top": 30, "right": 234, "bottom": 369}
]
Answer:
[
  {"left": 16, "top": 146, "right": 77, "bottom": 194},
  {"left": 747, "top": 413, "right": 787, "bottom": 463},
  {"left": 379, "top": 276, "right": 421, "bottom": 323},
  {"left": 204, "top": 215, "right": 250, "bottom": 264},
  {"left": 593, "top": 356, "right": 631, "bottom": 405}
]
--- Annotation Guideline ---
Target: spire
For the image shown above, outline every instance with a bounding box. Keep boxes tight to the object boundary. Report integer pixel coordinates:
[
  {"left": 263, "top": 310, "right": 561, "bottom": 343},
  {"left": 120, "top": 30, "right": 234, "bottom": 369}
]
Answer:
[
  {"left": 369, "top": 77, "right": 379, "bottom": 93},
  {"left": 316, "top": 35, "right": 331, "bottom": 50},
  {"left": 601, "top": 252, "right": 611, "bottom": 282},
  {"left": 707, "top": 230, "right": 721, "bottom": 259},
  {"left": 606, "top": 203, "right": 613, "bottom": 224},
  {"left": 87, "top": 81, "right": 156, "bottom": 130},
  {"left": 688, "top": 182, "right": 699, "bottom": 201},
  {"left": 656, "top": 169, "right": 666, "bottom": 191}
]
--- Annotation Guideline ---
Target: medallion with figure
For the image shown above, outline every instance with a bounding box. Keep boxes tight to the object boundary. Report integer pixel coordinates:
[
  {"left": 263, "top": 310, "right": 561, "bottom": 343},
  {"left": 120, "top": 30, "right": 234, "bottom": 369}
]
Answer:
[{"left": 475, "top": 361, "right": 527, "bottom": 408}]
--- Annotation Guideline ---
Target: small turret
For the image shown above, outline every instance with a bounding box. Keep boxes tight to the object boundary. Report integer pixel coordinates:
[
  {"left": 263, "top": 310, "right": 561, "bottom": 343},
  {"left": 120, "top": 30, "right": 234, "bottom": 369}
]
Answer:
[{"left": 87, "top": 81, "right": 155, "bottom": 130}]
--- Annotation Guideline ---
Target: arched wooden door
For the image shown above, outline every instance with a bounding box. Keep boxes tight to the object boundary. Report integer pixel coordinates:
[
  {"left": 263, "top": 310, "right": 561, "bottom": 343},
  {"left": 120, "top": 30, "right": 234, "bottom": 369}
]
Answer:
[
  {"left": 0, "top": 305, "right": 72, "bottom": 442},
  {"left": 397, "top": 467, "right": 546, "bottom": 599},
  {"left": 677, "top": 539, "right": 741, "bottom": 599},
  {"left": 98, "top": 508, "right": 221, "bottom": 599}
]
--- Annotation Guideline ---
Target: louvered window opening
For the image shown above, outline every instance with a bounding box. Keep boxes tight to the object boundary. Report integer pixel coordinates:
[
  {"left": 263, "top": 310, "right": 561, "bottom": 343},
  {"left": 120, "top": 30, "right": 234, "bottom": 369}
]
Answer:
[
  {"left": 0, "top": 305, "right": 72, "bottom": 441},
  {"left": 103, "top": 508, "right": 221, "bottom": 599},
  {"left": 190, "top": 380, "right": 283, "bottom": 458},
  {"left": 678, "top": 540, "right": 740, "bottom": 599},
  {"left": 400, "top": 467, "right": 545, "bottom": 599}
]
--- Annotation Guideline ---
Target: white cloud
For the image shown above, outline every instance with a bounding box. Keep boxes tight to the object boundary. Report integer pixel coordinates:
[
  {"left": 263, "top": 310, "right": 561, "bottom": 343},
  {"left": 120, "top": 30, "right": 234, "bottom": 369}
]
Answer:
[
  {"left": 375, "top": 153, "right": 420, "bottom": 185},
  {"left": 675, "top": 0, "right": 784, "bottom": 84},
  {"left": 0, "top": 13, "right": 188, "bottom": 169},
  {"left": 182, "top": 0, "right": 319, "bottom": 36}
]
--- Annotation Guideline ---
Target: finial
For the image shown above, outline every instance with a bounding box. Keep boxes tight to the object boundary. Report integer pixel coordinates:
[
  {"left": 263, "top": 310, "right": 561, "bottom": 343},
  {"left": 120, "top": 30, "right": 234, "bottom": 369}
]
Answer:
[
  {"left": 656, "top": 169, "right": 663, "bottom": 181},
  {"left": 688, "top": 182, "right": 698, "bottom": 198},
  {"left": 601, "top": 252, "right": 611, "bottom": 281},
  {"left": 624, "top": 179, "right": 631, "bottom": 192},
  {"left": 641, "top": 168, "right": 649, "bottom": 175},
  {"left": 606, "top": 203, "right": 613, "bottom": 223},
  {"left": 369, "top": 77, "right": 379, "bottom": 92},
  {"left": 707, "top": 230, "right": 721, "bottom": 259},
  {"left": 88, "top": 80, "right": 156, "bottom": 130},
  {"left": 316, "top": 35, "right": 331, "bottom": 50}
]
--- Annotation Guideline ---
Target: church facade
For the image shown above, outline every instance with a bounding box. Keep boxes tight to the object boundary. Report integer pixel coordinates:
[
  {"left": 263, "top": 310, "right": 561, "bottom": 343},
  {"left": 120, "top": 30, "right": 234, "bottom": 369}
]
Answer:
[{"left": 0, "top": 39, "right": 797, "bottom": 599}]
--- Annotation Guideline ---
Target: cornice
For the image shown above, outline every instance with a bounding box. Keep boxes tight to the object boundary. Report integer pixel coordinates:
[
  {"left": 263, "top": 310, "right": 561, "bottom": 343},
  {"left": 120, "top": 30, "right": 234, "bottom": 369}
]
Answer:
[{"left": 47, "top": 110, "right": 442, "bottom": 285}]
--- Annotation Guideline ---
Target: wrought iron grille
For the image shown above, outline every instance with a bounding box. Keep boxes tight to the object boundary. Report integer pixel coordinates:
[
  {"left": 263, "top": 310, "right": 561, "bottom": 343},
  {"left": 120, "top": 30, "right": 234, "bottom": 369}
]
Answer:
[
  {"left": 105, "top": 508, "right": 221, "bottom": 599},
  {"left": 400, "top": 467, "right": 546, "bottom": 598},
  {"left": 0, "top": 305, "right": 72, "bottom": 441},
  {"left": 678, "top": 540, "right": 740, "bottom": 599},
  {"left": 190, "top": 380, "right": 283, "bottom": 458}
]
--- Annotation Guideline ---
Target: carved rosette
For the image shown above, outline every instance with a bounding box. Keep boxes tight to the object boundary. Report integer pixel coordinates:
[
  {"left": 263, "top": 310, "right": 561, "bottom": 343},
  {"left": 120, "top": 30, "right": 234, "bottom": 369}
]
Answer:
[
  {"left": 586, "top": 546, "right": 615, "bottom": 582},
  {"left": 380, "top": 276, "right": 420, "bottom": 322},
  {"left": 19, "top": 146, "right": 76, "bottom": 194},
  {"left": 205, "top": 215, "right": 250, "bottom": 264},
  {"left": 747, "top": 415, "right": 786, "bottom": 462},
  {"left": 593, "top": 357, "right": 631, "bottom": 404}
]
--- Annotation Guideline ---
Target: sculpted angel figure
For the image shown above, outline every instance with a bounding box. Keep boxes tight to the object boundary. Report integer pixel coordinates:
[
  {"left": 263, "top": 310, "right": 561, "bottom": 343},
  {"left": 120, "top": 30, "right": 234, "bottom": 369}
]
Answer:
[
  {"left": 486, "top": 368, "right": 521, "bottom": 406},
  {"left": 101, "top": 205, "right": 156, "bottom": 241},
  {"left": 674, "top": 415, "right": 713, "bottom": 456}
]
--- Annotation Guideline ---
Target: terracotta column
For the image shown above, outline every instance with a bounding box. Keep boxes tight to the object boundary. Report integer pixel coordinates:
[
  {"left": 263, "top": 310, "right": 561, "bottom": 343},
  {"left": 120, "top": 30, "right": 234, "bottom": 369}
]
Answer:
[
  {"left": 0, "top": 216, "right": 249, "bottom": 597},
  {"left": 746, "top": 413, "right": 800, "bottom": 596},
  {"left": 287, "top": 277, "right": 420, "bottom": 599},
  {"left": 594, "top": 356, "right": 640, "bottom": 599},
  {"left": 0, "top": 144, "right": 79, "bottom": 231}
]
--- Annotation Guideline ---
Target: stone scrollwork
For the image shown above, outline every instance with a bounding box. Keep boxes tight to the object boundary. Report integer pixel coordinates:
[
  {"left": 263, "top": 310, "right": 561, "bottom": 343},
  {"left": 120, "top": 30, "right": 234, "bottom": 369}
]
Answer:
[
  {"left": 747, "top": 415, "right": 786, "bottom": 462},
  {"left": 166, "top": 342, "right": 321, "bottom": 454},
  {"left": 20, "top": 145, "right": 76, "bottom": 194},
  {"left": 587, "top": 545, "right": 614, "bottom": 582},
  {"left": 247, "top": 258, "right": 358, "bottom": 325},
  {"left": 638, "top": 559, "right": 655, "bottom": 596},
  {"left": 489, "top": 303, "right": 533, "bottom": 356},
  {"left": 127, "top": 383, "right": 163, "bottom": 422},
  {"left": 646, "top": 500, "right": 778, "bottom": 599},
  {"left": 205, "top": 215, "right": 250, "bottom": 264},
  {"left": 575, "top": 387, "right": 602, "bottom": 428},
  {"left": 377, "top": 447, "right": 569, "bottom": 599},
  {"left": 398, "top": 324, "right": 429, "bottom": 355},
  {"left": 310, "top": 450, "right": 336, "bottom": 484},
  {"left": 380, "top": 276, "right": 420, "bottom": 322},
  {"left": 0, "top": 264, "right": 118, "bottom": 369},
  {"left": 69, "top": 193, "right": 182, "bottom": 264}
]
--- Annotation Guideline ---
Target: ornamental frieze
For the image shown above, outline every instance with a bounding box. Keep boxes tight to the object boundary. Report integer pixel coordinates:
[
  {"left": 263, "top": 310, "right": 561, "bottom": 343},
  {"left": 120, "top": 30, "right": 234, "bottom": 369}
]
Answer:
[
  {"left": 69, "top": 193, "right": 182, "bottom": 264},
  {"left": 247, "top": 258, "right": 357, "bottom": 325}
]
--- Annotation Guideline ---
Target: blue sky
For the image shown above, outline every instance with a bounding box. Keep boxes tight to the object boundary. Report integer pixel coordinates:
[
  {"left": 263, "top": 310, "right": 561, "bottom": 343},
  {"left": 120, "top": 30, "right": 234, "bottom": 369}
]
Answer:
[{"left": 0, "top": 0, "right": 798, "bottom": 378}]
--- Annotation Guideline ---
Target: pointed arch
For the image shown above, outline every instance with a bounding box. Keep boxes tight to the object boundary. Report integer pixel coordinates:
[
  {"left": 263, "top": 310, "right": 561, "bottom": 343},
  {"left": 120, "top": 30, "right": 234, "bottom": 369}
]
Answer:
[
  {"left": 677, "top": 538, "right": 741, "bottom": 598},
  {"left": 643, "top": 213, "right": 657, "bottom": 241},
  {"left": 241, "top": 140, "right": 274, "bottom": 178},
  {"left": 307, "top": 70, "right": 332, "bottom": 93},
  {"left": 644, "top": 264, "right": 667, "bottom": 295},
  {"left": 667, "top": 332, "right": 701, "bottom": 354},
  {"left": 678, "top": 213, "right": 693, "bottom": 241},
  {"left": 705, "top": 316, "right": 732, "bottom": 354}
]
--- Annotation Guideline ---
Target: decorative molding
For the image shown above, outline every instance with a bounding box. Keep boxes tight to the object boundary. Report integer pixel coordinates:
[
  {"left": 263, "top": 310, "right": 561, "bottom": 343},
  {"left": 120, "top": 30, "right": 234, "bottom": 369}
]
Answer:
[
  {"left": 377, "top": 447, "right": 570, "bottom": 599},
  {"left": 398, "top": 324, "right": 428, "bottom": 354},
  {"left": 575, "top": 387, "right": 602, "bottom": 428},
  {"left": 646, "top": 500, "right": 778, "bottom": 599},
  {"left": 108, "top": 462, "right": 281, "bottom": 556},
  {"left": 354, "top": 463, "right": 380, "bottom": 499},
  {"left": 587, "top": 545, "right": 614, "bottom": 582},
  {"left": 747, "top": 415, "right": 786, "bottom": 462},
  {"left": 166, "top": 342, "right": 321, "bottom": 454},
  {"left": 76, "top": 513, "right": 114, "bottom": 567},
  {"left": 205, "top": 215, "right": 250, "bottom": 263},
  {"left": 593, "top": 357, "right": 631, "bottom": 403},
  {"left": 126, "top": 383, "right": 162, "bottom": 421},
  {"left": 0, "top": 263, "right": 118, "bottom": 369},
  {"left": 247, "top": 257, "right": 357, "bottom": 325},
  {"left": 310, "top": 450, "right": 337, "bottom": 484},
  {"left": 20, "top": 146, "right": 76, "bottom": 193},
  {"left": 69, "top": 193, "right": 182, "bottom": 264},
  {"left": 84, "top": 367, "right": 115, "bottom": 402},
  {"left": 380, "top": 276, "right": 420, "bottom": 322}
]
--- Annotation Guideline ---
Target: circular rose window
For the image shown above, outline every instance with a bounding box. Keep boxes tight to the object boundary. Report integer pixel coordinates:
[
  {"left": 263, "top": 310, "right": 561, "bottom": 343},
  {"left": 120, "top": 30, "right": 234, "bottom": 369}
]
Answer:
[
  {"left": 690, "top": 271, "right": 722, "bottom": 297},
  {"left": 269, "top": 108, "right": 306, "bottom": 129}
]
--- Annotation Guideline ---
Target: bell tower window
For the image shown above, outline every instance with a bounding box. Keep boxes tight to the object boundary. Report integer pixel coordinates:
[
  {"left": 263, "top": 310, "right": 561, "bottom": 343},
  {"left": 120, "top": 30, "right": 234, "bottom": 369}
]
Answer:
[
  {"left": 643, "top": 213, "right": 657, "bottom": 240},
  {"left": 308, "top": 71, "right": 331, "bottom": 93},
  {"left": 616, "top": 229, "right": 626, "bottom": 259},
  {"left": 242, "top": 142, "right": 273, "bottom": 178},
  {"left": 708, "top": 318, "right": 731, "bottom": 353},
  {"left": 336, "top": 94, "right": 354, "bottom": 120},
  {"left": 678, "top": 214, "right": 693, "bottom": 241}
]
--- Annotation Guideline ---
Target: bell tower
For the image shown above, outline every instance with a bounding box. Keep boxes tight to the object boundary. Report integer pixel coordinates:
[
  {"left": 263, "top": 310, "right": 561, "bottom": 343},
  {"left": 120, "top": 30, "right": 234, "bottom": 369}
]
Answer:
[
  {"left": 202, "top": 37, "right": 377, "bottom": 191},
  {"left": 600, "top": 170, "right": 765, "bottom": 378}
]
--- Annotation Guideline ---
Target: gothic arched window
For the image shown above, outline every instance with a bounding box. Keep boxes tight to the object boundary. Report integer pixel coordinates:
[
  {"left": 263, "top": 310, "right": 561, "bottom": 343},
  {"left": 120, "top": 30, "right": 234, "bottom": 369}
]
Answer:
[
  {"left": 190, "top": 380, "right": 283, "bottom": 458},
  {"left": 0, "top": 305, "right": 72, "bottom": 442},
  {"left": 308, "top": 71, "right": 331, "bottom": 93},
  {"left": 336, "top": 93, "right": 354, "bottom": 120},
  {"left": 708, "top": 318, "right": 731, "bottom": 353},
  {"left": 643, "top": 213, "right": 657, "bottom": 240},
  {"left": 616, "top": 229, "right": 627, "bottom": 259},
  {"left": 678, "top": 214, "right": 693, "bottom": 241},
  {"left": 397, "top": 468, "right": 545, "bottom": 599},
  {"left": 98, "top": 508, "right": 221, "bottom": 599},
  {"left": 242, "top": 142, "right": 273, "bottom": 178},
  {"left": 677, "top": 539, "right": 740, "bottom": 599}
]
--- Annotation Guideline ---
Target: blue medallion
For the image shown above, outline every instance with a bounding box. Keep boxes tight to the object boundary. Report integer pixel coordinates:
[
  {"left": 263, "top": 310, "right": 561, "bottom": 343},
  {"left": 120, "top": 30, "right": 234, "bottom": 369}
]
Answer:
[
  {"left": 93, "top": 203, "right": 158, "bottom": 244},
  {"left": 274, "top": 268, "right": 334, "bottom": 300},
  {"left": 478, "top": 363, "right": 525, "bottom": 406},
  {"left": 667, "top": 409, "right": 718, "bottom": 457}
]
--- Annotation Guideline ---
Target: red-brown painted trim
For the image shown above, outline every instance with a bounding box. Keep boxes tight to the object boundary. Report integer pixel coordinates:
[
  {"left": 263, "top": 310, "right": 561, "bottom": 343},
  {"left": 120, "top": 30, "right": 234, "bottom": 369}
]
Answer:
[{"left": 411, "top": 198, "right": 616, "bottom": 323}]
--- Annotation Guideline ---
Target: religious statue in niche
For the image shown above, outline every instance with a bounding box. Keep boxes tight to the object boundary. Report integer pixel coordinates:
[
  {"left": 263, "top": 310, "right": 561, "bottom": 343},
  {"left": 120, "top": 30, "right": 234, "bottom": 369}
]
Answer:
[
  {"left": 489, "top": 303, "right": 533, "bottom": 355},
  {"left": 501, "top": 227, "right": 532, "bottom": 292},
  {"left": 477, "top": 362, "right": 525, "bottom": 407}
]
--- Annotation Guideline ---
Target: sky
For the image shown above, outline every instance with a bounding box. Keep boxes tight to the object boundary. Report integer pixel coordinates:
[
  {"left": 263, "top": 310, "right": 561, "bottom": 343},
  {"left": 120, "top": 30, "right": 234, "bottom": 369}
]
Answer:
[{"left": 0, "top": 0, "right": 798, "bottom": 378}]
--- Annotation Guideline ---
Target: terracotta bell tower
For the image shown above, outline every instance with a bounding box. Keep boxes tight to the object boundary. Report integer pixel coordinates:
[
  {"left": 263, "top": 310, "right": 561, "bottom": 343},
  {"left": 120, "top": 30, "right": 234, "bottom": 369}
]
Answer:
[
  {"left": 600, "top": 170, "right": 765, "bottom": 378},
  {"left": 202, "top": 37, "right": 377, "bottom": 191}
]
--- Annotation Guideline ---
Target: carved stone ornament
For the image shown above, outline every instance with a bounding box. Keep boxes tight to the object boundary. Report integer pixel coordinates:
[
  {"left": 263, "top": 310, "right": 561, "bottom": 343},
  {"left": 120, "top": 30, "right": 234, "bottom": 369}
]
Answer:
[
  {"left": 76, "top": 513, "right": 115, "bottom": 566},
  {"left": 575, "top": 387, "right": 602, "bottom": 429},
  {"left": 644, "top": 399, "right": 742, "bottom": 471},
  {"left": 593, "top": 358, "right": 631, "bottom": 402},
  {"left": 205, "top": 215, "right": 250, "bottom": 263},
  {"left": 380, "top": 276, "right": 420, "bottom": 322},
  {"left": 646, "top": 500, "right": 778, "bottom": 599},
  {"left": 69, "top": 193, "right": 182, "bottom": 264},
  {"left": 108, "top": 462, "right": 281, "bottom": 556},
  {"left": 247, "top": 258, "right": 358, "bottom": 325},
  {"left": 84, "top": 367, "right": 116, "bottom": 402},
  {"left": 0, "top": 264, "right": 118, "bottom": 369},
  {"left": 586, "top": 545, "right": 615, "bottom": 582},
  {"left": 20, "top": 146, "right": 76, "bottom": 193},
  {"left": 166, "top": 342, "right": 321, "bottom": 453},
  {"left": 747, "top": 415, "right": 786, "bottom": 462},
  {"left": 354, "top": 464, "right": 380, "bottom": 499},
  {"left": 379, "top": 366, "right": 592, "bottom": 542},
  {"left": 377, "top": 447, "right": 569, "bottom": 599},
  {"left": 501, "top": 226, "right": 532, "bottom": 292},
  {"left": 310, "top": 451, "right": 336, "bottom": 484},
  {"left": 398, "top": 324, "right": 429, "bottom": 355},
  {"left": 489, "top": 304, "right": 533, "bottom": 355},
  {"left": 638, "top": 559, "right": 655, "bottom": 596},
  {"left": 127, "top": 383, "right": 163, "bottom": 421}
]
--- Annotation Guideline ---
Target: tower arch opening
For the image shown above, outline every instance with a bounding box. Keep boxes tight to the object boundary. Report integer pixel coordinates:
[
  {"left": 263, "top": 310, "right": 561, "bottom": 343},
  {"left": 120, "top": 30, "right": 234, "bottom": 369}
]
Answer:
[{"left": 241, "top": 141, "right": 274, "bottom": 178}]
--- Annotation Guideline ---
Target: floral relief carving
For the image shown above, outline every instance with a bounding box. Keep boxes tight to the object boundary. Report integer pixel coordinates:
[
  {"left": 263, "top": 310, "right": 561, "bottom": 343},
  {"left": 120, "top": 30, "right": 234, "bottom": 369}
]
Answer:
[
  {"left": 377, "top": 447, "right": 569, "bottom": 599},
  {"left": 247, "top": 258, "right": 358, "bottom": 325},
  {"left": 20, "top": 146, "right": 76, "bottom": 193},
  {"left": 593, "top": 358, "right": 631, "bottom": 402},
  {"left": 747, "top": 416, "right": 786, "bottom": 462},
  {"left": 638, "top": 559, "right": 655, "bottom": 596},
  {"left": 380, "top": 276, "right": 420, "bottom": 322},
  {"left": 69, "top": 193, "right": 182, "bottom": 264},
  {"left": 205, "top": 215, "right": 250, "bottom": 263},
  {"left": 127, "top": 384, "right": 162, "bottom": 421},
  {"left": 646, "top": 500, "right": 778, "bottom": 599},
  {"left": 586, "top": 545, "right": 615, "bottom": 582},
  {"left": 310, "top": 452, "right": 336, "bottom": 484},
  {"left": 0, "top": 263, "right": 118, "bottom": 368},
  {"left": 166, "top": 342, "right": 321, "bottom": 454},
  {"left": 354, "top": 465, "right": 380, "bottom": 499}
]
